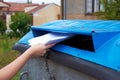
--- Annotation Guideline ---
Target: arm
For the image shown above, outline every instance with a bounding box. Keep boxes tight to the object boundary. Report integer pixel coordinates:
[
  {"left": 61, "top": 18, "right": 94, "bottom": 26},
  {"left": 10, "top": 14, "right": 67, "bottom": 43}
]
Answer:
[{"left": 0, "top": 44, "right": 54, "bottom": 80}]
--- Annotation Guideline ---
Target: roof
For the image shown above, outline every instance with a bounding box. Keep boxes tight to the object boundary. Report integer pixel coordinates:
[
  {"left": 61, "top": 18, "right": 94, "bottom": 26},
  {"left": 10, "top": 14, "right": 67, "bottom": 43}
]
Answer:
[
  {"left": 25, "top": 4, "right": 39, "bottom": 7},
  {"left": 2, "top": 2, "right": 39, "bottom": 12},
  {"left": 0, "top": 1, "right": 10, "bottom": 7},
  {"left": 27, "top": 3, "right": 60, "bottom": 14},
  {"left": 27, "top": 4, "right": 49, "bottom": 14},
  {"left": 1, "top": 2, "right": 59, "bottom": 13}
]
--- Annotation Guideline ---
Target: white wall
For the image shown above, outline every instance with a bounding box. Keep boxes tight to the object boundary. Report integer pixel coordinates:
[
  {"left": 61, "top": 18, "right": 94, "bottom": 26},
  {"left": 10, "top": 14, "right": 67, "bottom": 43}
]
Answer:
[{"left": 6, "top": 14, "right": 11, "bottom": 30}]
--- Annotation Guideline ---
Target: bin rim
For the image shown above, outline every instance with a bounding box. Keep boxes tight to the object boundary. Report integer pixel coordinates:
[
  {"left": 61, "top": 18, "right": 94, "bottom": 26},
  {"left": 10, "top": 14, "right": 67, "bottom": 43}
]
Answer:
[{"left": 31, "top": 20, "right": 120, "bottom": 36}]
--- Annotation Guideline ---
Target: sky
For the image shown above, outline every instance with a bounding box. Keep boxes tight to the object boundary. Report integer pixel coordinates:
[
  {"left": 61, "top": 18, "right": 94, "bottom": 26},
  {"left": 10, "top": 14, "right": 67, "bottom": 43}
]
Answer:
[{"left": 4, "top": 0, "right": 60, "bottom": 5}]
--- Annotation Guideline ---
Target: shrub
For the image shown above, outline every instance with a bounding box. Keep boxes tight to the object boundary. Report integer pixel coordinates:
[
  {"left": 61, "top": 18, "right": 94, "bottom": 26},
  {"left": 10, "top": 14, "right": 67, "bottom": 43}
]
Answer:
[
  {"left": 10, "top": 12, "right": 32, "bottom": 37},
  {"left": 0, "top": 17, "right": 6, "bottom": 35},
  {"left": 97, "top": 0, "right": 120, "bottom": 20}
]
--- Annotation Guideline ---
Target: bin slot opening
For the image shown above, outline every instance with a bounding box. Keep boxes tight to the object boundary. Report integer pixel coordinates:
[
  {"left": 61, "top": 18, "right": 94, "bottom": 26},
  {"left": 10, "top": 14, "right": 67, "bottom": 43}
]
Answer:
[
  {"left": 32, "top": 29, "right": 49, "bottom": 37},
  {"left": 60, "top": 35, "right": 94, "bottom": 52}
]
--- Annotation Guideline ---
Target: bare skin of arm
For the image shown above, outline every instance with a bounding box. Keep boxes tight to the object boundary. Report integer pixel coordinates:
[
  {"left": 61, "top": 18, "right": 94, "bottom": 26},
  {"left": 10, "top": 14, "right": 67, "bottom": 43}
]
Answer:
[{"left": 0, "top": 44, "right": 54, "bottom": 80}]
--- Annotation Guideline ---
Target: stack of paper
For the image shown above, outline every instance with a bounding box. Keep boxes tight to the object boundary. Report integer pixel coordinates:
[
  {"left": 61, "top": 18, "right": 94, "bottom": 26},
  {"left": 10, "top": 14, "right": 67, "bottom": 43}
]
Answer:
[{"left": 28, "top": 33, "right": 74, "bottom": 45}]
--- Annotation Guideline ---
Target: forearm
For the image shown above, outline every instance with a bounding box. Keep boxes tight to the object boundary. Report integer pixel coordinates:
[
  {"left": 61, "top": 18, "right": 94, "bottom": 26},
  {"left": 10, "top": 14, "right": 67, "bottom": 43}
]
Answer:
[
  {"left": 0, "top": 43, "right": 54, "bottom": 80},
  {"left": 0, "top": 49, "right": 32, "bottom": 80}
]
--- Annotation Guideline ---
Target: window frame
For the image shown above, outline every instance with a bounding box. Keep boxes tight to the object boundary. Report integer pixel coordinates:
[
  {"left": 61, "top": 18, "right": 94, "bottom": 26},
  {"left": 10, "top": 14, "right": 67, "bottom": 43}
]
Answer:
[{"left": 85, "top": 0, "right": 101, "bottom": 15}]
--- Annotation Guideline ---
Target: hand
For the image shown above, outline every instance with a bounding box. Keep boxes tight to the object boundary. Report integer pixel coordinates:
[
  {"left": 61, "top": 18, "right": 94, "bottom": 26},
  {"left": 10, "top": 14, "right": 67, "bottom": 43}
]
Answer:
[
  {"left": 27, "top": 43, "right": 55, "bottom": 57},
  {"left": 0, "top": 44, "right": 54, "bottom": 80}
]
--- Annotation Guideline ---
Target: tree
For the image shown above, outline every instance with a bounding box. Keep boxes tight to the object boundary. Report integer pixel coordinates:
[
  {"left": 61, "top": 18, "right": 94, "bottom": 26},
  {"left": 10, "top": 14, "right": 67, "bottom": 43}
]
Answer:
[
  {"left": 100, "top": 0, "right": 120, "bottom": 20},
  {"left": 10, "top": 12, "right": 32, "bottom": 37},
  {"left": 0, "top": 17, "right": 6, "bottom": 35}
]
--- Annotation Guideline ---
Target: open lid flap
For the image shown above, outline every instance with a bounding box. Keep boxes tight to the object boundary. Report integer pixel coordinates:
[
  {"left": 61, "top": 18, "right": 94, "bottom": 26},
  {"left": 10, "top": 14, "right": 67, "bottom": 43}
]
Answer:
[
  {"left": 92, "top": 31, "right": 119, "bottom": 50},
  {"left": 31, "top": 20, "right": 120, "bottom": 35},
  {"left": 31, "top": 20, "right": 120, "bottom": 51}
]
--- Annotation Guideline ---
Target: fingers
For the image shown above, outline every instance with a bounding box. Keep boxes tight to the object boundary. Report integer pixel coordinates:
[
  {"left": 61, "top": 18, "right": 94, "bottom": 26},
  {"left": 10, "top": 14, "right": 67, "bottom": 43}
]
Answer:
[
  {"left": 28, "top": 43, "right": 56, "bottom": 57},
  {"left": 45, "top": 43, "right": 56, "bottom": 49}
]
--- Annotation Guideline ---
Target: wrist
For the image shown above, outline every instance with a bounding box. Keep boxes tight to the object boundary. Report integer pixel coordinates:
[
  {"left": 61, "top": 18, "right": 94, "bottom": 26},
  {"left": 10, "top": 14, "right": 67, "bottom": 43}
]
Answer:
[{"left": 24, "top": 48, "right": 34, "bottom": 58}]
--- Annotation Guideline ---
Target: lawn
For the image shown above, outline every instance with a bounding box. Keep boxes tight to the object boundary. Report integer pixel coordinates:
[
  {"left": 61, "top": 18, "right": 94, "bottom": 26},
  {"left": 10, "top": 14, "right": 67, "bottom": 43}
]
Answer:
[{"left": 0, "top": 35, "right": 20, "bottom": 80}]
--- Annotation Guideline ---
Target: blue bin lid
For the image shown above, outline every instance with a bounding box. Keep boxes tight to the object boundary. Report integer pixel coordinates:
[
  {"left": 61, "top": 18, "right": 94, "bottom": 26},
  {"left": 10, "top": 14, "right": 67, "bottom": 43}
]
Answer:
[
  {"left": 18, "top": 20, "right": 120, "bottom": 71},
  {"left": 31, "top": 20, "right": 120, "bottom": 35}
]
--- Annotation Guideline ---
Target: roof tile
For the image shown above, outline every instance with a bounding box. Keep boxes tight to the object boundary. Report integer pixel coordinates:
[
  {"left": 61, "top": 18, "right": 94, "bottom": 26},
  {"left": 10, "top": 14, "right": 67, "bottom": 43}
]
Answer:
[
  {"left": 27, "top": 4, "right": 49, "bottom": 14},
  {"left": 2, "top": 2, "right": 39, "bottom": 12}
]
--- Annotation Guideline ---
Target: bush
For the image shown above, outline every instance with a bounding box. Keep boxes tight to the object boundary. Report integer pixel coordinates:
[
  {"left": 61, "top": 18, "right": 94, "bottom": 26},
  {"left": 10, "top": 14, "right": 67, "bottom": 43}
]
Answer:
[
  {"left": 0, "top": 35, "right": 19, "bottom": 70},
  {"left": 10, "top": 12, "right": 32, "bottom": 37},
  {"left": 0, "top": 17, "right": 6, "bottom": 35},
  {"left": 104, "top": 0, "right": 120, "bottom": 20},
  {"left": 97, "top": 0, "right": 120, "bottom": 20},
  {"left": 0, "top": 35, "right": 19, "bottom": 53}
]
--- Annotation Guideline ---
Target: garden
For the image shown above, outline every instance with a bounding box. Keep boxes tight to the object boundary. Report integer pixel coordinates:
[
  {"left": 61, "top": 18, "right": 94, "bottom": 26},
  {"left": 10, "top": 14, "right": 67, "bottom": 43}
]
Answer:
[
  {"left": 0, "top": 35, "right": 20, "bottom": 80},
  {"left": 0, "top": 12, "right": 32, "bottom": 80}
]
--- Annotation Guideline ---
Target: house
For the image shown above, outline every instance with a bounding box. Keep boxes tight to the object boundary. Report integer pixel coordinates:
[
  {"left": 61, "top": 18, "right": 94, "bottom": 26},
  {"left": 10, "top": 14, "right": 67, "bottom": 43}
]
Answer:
[
  {"left": 61, "top": 0, "right": 103, "bottom": 19},
  {"left": 0, "top": 0, "right": 9, "bottom": 14},
  {"left": 0, "top": 1, "right": 39, "bottom": 30},
  {"left": 26, "top": 3, "right": 60, "bottom": 26},
  {"left": 0, "top": 0, "right": 9, "bottom": 21},
  {"left": 3, "top": 2, "right": 39, "bottom": 14},
  {"left": 0, "top": 1, "right": 60, "bottom": 30}
]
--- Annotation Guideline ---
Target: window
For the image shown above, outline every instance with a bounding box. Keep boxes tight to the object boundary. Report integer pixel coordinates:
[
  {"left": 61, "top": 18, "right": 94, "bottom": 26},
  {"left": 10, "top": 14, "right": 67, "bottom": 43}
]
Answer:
[
  {"left": 85, "top": 0, "right": 103, "bottom": 14},
  {"left": 94, "top": 0, "right": 99, "bottom": 12},
  {"left": 86, "top": 0, "right": 93, "bottom": 14}
]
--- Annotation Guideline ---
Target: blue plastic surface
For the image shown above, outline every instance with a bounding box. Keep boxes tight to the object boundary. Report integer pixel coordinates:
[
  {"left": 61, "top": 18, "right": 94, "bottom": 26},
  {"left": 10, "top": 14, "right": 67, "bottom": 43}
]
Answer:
[
  {"left": 18, "top": 20, "right": 120, "bottom": 71},
  {"left": 31, "top": 20, "right": 120, "bottom": 35}
]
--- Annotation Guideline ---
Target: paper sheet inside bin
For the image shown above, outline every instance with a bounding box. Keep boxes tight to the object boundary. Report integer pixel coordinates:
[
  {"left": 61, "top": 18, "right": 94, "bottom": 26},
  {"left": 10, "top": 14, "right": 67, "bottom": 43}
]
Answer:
[{"left": 28, "top": 32, "right": 74, "bottom": 45}]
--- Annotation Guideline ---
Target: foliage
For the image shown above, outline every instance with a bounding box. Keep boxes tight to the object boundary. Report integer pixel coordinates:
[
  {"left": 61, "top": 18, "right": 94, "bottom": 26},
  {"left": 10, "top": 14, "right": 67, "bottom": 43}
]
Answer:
[
  {"left": 0, "top": 35, "right": 20, "bottom": 79},
  {"left": 0, "top": 17, "right": 6, "bottom": 35},
  {"left": 0, "top": 35, "right": 19, "bottom": 66},
  {"left": 99, "top": 0, "right": 120, "bottom": 20},
  {"left": 93, "top": 11, "right": 105, "bottom": 19},
  {"left": 10, "top": 12, "right": 32, "bottom": 37},
  {"left": 12, "top": 72, "right": 20, "bottom": 80}
]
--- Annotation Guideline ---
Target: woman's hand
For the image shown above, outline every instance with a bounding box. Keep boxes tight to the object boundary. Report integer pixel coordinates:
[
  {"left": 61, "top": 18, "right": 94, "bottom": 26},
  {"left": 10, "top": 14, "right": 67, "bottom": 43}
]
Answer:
[{"left": 27, "top": 43, "right": 55, "bottom": 57}]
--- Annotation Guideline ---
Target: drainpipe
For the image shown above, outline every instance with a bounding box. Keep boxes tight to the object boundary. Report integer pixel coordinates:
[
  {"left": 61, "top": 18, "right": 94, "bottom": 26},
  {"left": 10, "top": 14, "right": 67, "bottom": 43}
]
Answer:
[{"left": 63, "top": 0, "right": 66, "bottom": 19}]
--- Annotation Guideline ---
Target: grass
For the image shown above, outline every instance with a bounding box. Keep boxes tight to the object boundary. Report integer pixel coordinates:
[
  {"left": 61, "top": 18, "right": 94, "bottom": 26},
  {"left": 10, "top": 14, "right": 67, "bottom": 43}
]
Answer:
[
  {"left": 0, "top": 35, "right": 20, "bottom": 80},
  {"left": 12, "top": 72, "right": 20, "bottom": 80}
]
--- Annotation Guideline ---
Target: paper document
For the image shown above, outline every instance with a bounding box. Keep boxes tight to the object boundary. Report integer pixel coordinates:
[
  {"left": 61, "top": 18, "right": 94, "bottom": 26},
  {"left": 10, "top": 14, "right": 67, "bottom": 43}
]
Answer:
[{"left": 28, "top": 32, "right": 74, "bottom": 45}]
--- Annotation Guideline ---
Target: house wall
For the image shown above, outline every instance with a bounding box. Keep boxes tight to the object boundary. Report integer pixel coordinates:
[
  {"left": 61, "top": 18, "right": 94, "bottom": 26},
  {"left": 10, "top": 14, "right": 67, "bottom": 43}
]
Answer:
[
  {"left": 66, "top": 0, "right": 86, "bottom": 14},
  {"left": 33, "top": 4, "right": 60, "bottom": 26},
  {"left": 63, "top": 0, "right": 97, "bottom": 20},
  {"left": 6, "top": 14, "right": 11, "bottom": 30},
  {"left": 66, "top": 14, "right": 97, "bottom": 20},
  {"left": 0, "top": 2, "right": 9, "bottom": 7}
]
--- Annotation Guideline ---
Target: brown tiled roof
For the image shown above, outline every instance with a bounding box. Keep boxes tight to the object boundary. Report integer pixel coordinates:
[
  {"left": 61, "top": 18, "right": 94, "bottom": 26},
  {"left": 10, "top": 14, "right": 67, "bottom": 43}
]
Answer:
[
  {"left": 2, "top": 2, "right": 39, "bottom": 12},
  {"left": 27, "top": 4, "right": 49, "bottom": 14},
  {"left": 25, "top": 4, "right": 39, "bottom": 7},
  {"left": 9, "top": 2, "right": 39, "bottom": 12}
]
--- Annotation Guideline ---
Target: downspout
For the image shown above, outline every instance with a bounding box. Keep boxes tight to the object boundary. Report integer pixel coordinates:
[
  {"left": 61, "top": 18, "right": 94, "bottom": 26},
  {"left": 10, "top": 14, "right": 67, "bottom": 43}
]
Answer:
[{"left": 63, "top": 0, "right": 66, "bottom": 19}]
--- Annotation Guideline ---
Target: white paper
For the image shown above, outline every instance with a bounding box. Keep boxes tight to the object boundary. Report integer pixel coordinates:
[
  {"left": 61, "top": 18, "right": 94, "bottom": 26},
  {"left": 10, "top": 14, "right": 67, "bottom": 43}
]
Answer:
[{"left": 28, "top": 33, "right": 74, "bottom": 45}]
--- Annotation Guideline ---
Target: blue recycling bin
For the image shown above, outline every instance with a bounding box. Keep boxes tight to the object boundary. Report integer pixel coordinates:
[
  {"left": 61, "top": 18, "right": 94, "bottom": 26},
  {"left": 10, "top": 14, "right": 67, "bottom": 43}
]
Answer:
[{"left": 13, "top": 20, "right": 120, "bottom": 80}]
